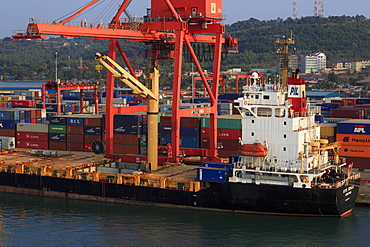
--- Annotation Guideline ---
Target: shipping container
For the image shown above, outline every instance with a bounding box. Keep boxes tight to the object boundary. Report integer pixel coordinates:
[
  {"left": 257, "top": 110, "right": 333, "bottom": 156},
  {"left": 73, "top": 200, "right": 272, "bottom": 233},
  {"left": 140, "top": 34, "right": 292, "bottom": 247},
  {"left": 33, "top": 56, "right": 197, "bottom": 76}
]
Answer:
[
  {"left": 217, "top": 149, "right": 239, "bottom": 158},
  {"left": 320, "top": 124, "right": 337, "bottom": 137},
  {"left": 67, "top": 142, "right": 84, "bottom": 152},
  {"left": 0, "top": 129, "right": 15, "bottom": 137},
  {"left": 0, "top": 136, "right": 15, "bottom": 150},
  {"left": 83, "top": 116, "right": 103, "bottom": 126},
  {"left": 84, "top": 135, "right": 102, "bottom": 145},
  {"left": 65, "top": 116, "right": 84, "bottom": 126},
  {"left": 84, "top": 126, "right": 102, "bottom": 135},
  {"left": 48, "top": 116, "right": 66, "bottom": 125},
  {"left": 322, "top": 117, "right": 351, "bottom": 124},
  {"left": 0, "top": 120, "right": 19, "bottom": 129},
  {"left": 196, "top": 167, "right": 229, "bottom": 183},
  {"left": 345, "top": 156, "right": 370, "bottom": 169},
  {"left": 16, "top": 140, "right": 49, "bottom": 149},
  {"left": 201, "top": 116, "right": 242, "bottom": 129},
  {"left": 337, "top": 120, "right": 370, "bottom": 135},
  {"left": 341, "top": 98, "right": 357, "bottom": 106},
  {"left": 202, "top": 162, "right": 233, "bottom": 170},
  {"left": 17, "top": 132, "right": 48, "bottom": 141},
  {"left": 49, "top": 141, "right": 67, "bottom": 151},
  {"left": 336, "top": 133, "right": 370, "bottom": 146},
  {"left": 113, "top": 143, "right": 139, "bottom": 154},
  {"left": 201, "top": 128, "right": 242, "bottom": 140},
  {"left": 113, "top": 134, "right": 140, "bottom": 145},
  {"left": 9, "top": 100, "right": 36, "bottom": 108},
  {"left": 180, "top": 137, "right": 199, "bottom": 148},
  {"left": 0, "top": 110, "right": 19, "bottom": 120},
  {"left": 66, "top": 125, "right": 84, "bottom": 134},
  {"left": 330, "top": 108, "right": 367, "bottom": 119},
  {"left": 49, "top": 133, "right": 67, "bottom": 142},
  {"left": 114, "top": 114, "right": 143, "bottom": 126},
  {"left": 113, "top": 124, "right": 141, "bottom": 135},
  {"left": 340, "top": 145, "right": 370, "bottom": 158},
  {"left": 67, "top": 134, "right": 84, "bottom": 143},
  {"left": 355, "top": 98, "right": 370, "bottom": 105},
  {"left": 49, "top": 125, "right": 67, "bottom": 134},
  {"left": 17, "top": 123, "right": 49, "bottom": 133}
]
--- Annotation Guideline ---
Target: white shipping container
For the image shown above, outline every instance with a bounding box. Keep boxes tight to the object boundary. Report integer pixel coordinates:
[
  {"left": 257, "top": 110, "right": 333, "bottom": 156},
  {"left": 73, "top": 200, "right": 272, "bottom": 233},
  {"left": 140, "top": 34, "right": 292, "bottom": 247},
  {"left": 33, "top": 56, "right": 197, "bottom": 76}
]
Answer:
[
  {"left": 0, "top": 136, "right": 15, "bottom": 150},
  {"left": 17, "top": 123, "right": 49, "bottom": 133}
]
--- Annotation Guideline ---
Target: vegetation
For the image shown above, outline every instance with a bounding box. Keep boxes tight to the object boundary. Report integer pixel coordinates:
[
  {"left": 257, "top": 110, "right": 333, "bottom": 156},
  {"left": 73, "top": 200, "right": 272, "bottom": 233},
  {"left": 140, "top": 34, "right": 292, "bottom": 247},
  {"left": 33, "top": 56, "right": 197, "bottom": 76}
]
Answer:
[{"left": 0, "top": 15, "right": 369, "bottom": 87}]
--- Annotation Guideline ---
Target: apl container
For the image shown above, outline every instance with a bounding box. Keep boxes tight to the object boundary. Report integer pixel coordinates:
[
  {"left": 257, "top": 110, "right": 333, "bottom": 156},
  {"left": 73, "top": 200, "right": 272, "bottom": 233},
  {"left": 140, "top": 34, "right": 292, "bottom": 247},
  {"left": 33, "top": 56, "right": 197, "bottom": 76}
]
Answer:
[{"left": 337, "top": 120, "right": 370, "bottom": 135}]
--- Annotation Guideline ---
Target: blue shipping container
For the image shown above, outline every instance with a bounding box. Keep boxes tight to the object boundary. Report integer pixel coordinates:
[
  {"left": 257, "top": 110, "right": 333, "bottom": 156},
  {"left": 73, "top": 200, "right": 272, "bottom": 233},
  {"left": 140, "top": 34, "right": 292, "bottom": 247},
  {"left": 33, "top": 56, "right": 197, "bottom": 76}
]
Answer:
[
  {"left": 0, "top": 120, "right": 19, "bottom": 129},
  {"left": 49, "top": 116, "right": 66, "bottom": 125},
  {"left": 159, "top": 136, "right": 171, "bottom": 145},
  {"left": 113, "top": 124, "right": 141, "bottom": 135},
  {"left": 196, "top": 167, "right": 229, "bottom": 183},
  {"left": 84, "top": 126, "right": 102, "bottom": 135},
  {"left": 49, "top": 133, "right": 66, "bottom": 142},
  {"left": 114, "top": 114, "right": 143, "bottom": 126},
  {"left": 66, "top": 117, "right": 84, "bottom": 126},
  {"left": 180, "top": 137, "right": 199, "bottom": 148},
  {"left": 337, "top": 120, "right": 370, "bottom": 134}
]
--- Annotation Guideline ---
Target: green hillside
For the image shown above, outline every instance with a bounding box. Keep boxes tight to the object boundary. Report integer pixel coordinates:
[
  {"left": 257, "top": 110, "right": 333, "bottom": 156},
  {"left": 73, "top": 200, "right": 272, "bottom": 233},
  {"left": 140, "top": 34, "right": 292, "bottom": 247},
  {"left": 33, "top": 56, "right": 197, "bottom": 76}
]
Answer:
[{"left": 0, "top": 15, "right": 369, "bottom": 81}]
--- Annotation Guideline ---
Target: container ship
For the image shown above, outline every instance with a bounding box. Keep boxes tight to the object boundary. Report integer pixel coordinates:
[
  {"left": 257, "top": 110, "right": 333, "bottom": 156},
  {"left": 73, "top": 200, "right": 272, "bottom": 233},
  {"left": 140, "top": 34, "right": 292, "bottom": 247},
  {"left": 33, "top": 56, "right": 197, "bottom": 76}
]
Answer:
[
  {"left": 2, "top": 0, "right": 361, "bottom": 216},
  {"left": 0, "top": 69, "right": 361, "bottom": 216}
]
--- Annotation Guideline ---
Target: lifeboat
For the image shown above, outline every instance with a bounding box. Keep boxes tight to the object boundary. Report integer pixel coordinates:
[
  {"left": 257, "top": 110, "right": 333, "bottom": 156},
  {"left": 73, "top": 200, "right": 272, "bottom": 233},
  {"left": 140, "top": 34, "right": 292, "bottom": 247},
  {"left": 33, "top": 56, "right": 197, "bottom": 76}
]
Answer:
[{"left": 239, "top": 143, "right": 268, "bottom": 157}]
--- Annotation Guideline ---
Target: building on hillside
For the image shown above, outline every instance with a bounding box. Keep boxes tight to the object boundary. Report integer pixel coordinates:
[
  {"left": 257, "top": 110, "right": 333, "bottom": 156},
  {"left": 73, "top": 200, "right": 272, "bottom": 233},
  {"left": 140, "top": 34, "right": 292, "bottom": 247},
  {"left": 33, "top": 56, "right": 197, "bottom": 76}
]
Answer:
[
  {"left": 288, "top": 55, "right": 299, "bottom": 70},
  {"left": 300, "top": 52, "right": 326, "bottom": 74}
]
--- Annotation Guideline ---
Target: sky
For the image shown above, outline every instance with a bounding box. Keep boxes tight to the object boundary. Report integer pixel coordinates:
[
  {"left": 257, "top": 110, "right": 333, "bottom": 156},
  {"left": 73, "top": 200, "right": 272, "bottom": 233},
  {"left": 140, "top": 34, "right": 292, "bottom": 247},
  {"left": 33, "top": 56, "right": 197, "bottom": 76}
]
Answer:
[{"left": 1, "top": 0, "right": 369, "bottom": 38}]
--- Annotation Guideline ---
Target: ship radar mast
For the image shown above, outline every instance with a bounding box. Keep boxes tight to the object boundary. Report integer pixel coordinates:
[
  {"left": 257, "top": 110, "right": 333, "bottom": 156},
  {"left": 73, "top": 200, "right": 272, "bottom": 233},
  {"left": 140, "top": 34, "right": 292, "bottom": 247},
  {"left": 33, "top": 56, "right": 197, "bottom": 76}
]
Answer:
[{"left": 275, "top": 31, "right": 295, "bottom": 91}]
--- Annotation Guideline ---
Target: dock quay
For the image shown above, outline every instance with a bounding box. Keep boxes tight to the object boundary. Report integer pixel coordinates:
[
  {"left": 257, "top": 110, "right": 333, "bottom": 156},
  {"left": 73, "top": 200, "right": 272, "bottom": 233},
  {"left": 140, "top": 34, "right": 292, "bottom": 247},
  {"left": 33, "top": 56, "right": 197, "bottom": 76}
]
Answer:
[{"left": 357, "top": 169, "right": 370, "bottom": 205}]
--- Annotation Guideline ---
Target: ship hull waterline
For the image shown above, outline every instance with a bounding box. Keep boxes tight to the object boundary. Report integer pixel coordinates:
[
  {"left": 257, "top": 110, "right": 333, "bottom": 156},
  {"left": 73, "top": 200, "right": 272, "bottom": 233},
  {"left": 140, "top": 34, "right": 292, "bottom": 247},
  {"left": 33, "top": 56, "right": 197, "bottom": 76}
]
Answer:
[{"left": 0, "top": 172, "right": 359, "bottom": 217}]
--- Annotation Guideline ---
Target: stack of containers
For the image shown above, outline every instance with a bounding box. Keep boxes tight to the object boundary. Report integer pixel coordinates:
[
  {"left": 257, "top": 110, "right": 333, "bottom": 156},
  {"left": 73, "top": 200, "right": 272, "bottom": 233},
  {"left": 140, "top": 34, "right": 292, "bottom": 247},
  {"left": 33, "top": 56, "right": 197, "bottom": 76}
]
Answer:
[
  {"left": 113, "top": 114, "right": 144, "bottom": 154},
  {"left": 49, "top": 116, "right": 67, "bottom": 150},
  {"left": 337, "top": 119, "right": 370, "bottom": 169},
  {"left": 65, "top": 116, "right": 84, "bottom": 152},
  {"left": 0, "top": 109, "right": 19, "bottom": 137},
  {"left": 83, "top": 115, "right": 103, "bottom": 152},
  {"left": 16, "top": 123, "right": 49, "bottom": 149},
  {"left": 0, "top": 96, "right": 12, "bottom": 108},
  {"left": 201, "top": 116, "right": 242, "bottom": 158},
  {"left": 159, "top": 116, "right": 201, "bottom": 149}
]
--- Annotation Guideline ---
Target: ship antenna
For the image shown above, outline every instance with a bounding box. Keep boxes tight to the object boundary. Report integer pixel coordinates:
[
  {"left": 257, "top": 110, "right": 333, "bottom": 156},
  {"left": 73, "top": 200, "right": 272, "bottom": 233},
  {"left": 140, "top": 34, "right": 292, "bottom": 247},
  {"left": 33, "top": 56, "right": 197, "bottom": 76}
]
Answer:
[{"left": 275, "top": 31, "right": 295, "bottom": 91}]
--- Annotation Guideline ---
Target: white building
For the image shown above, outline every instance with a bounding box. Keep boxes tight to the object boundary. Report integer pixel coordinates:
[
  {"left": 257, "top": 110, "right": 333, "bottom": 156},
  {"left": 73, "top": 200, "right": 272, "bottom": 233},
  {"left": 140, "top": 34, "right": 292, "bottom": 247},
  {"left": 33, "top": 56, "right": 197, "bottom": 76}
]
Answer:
[{"left": 300, "top": 52, "right": 326, "bottom": 74}]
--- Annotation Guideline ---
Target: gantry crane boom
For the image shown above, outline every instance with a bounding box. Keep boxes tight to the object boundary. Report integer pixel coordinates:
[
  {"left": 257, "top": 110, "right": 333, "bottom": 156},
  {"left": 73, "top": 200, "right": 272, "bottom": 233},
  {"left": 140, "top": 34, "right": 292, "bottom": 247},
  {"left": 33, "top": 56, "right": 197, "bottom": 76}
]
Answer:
[{"left": 95, "top": 53, "right": 159, "bottom": 171}]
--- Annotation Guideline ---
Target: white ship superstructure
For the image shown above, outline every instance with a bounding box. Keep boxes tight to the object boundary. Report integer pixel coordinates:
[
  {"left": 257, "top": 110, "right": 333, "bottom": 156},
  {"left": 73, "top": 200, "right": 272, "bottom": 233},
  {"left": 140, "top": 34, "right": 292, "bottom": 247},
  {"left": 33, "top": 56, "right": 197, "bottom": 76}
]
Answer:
[{"left": 230, "top": 73, "right": 356, "bottom": 189}]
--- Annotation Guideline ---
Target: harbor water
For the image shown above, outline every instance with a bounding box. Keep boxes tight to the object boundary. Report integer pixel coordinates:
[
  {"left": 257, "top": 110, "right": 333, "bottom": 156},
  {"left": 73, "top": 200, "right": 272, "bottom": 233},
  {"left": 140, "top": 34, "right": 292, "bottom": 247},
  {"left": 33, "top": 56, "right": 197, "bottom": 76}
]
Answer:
[{"left": 0, "top": 192, "right": 369, "bottom": 247}]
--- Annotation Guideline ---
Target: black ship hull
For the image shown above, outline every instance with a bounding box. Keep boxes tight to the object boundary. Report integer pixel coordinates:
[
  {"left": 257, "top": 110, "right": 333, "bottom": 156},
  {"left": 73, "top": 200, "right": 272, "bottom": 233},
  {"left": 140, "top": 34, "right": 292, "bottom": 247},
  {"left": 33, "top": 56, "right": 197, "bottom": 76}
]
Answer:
[{"left": 0, "top": 172, "right": 359, "bottom": 216}]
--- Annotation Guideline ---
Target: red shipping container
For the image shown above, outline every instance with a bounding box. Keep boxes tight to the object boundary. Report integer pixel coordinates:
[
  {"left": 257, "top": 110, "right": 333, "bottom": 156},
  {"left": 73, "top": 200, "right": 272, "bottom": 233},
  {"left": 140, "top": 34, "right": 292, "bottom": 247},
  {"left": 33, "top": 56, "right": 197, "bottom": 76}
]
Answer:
[
  {"left": 67, "top": 134, "right": 84, "bottom": 143},
  {"left": 330, "top": 108, "right": 366, "bottom": 119},
  {"left": 201, "top": 128, "right": 242, "bottom": 140},
  {"left": 0, "top": 129, "right": 15, "bottom": 137},
  {"left": 160, "top": 115, "right": 172, "bottom": 126},
  {"left": 67, "top": 125, "right": 84, "bottom": 134},
  {"left": 67, "top": 142, "right": 84, "bottom": 152},
  {"left": 30, "top": 109, "right": 37, "bottom": 119},
  {"left": 17, "top": 132, "right": 49, "bottom": 141},
  {"left": 331, "top": 100, "right": 347, "bottom": 107},
  {"left": 201, "top": 138, "right": 210, "bottom": 149},
  {"left": 16, "top": 140, "right": 48, "bottom": 149},
  {"left": 345, "top": 156, "right": 370, "bottom": 169},
  {"left": 84, "top": 117, "right": 102, "bottom": 126},
  {"left": 49, "top": 141, "right": 67, "bottom": 151},
  {"left": 35, "top": 109, "right": 42, "bottom": 119},
  {"left": 0, "top": 103, "right": 8, "bottom": 108},
  {"left": 218, "top": 149, "right": 239, "bottom": 158},
  {"left": 84, "top": 134, "right": 102, "bottom": 145},
  {"left": 113, "top": 134, "right": 140, "bottom": 145},
  {"left": 9, "top": 100, "right": 36, "bottom": 108},
  {"left": 113, "top": 143, "right": 139, "bottom": 154},
  {"left": 342, "top": 98, "right": 356, "bottom": 106},
  {"left": 84, "top": 144, "right": 92, "bottom": 152},
  {"left": 181, "top": 117, "right": 201, "bottom": 128}
]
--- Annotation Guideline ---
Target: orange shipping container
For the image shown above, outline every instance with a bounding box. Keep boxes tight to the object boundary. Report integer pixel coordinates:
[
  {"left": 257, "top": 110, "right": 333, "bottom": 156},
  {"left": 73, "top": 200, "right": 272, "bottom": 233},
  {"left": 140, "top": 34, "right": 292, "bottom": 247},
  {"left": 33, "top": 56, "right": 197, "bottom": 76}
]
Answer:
[
  {"left": 336, "top": 134, "right": 370, "bottom": 146},
  {"left": 339, "top": 145, "right": 370, "bottom": 158}
]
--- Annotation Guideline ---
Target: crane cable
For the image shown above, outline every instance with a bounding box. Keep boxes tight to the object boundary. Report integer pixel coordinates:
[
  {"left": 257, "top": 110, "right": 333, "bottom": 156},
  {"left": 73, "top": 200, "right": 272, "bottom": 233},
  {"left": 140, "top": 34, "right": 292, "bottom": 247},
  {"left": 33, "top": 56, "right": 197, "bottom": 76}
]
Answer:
[{"left": 57, "top": 0, "right": 106, "bottom": 22}]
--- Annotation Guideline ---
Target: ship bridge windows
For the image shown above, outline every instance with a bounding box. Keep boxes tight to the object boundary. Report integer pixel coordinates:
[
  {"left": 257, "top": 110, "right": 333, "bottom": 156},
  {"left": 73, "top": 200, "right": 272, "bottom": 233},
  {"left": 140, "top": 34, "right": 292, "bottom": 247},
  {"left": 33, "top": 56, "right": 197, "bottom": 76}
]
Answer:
[
  {"left": 257, "top": 107, "right": 272, "bottom": 117},
  {"left": 263, "top": 95, "right": 269, "bottom": 100},
  {"left": 274, "top": 108, "right": 285, "bottom": 117}
]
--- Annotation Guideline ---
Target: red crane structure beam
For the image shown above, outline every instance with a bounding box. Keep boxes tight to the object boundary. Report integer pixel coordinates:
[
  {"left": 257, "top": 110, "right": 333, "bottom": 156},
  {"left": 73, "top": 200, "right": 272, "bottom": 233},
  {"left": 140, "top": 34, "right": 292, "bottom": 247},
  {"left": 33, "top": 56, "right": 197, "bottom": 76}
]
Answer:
[{"left": 13, "top": 0, "right": 238, "bottom": 164}]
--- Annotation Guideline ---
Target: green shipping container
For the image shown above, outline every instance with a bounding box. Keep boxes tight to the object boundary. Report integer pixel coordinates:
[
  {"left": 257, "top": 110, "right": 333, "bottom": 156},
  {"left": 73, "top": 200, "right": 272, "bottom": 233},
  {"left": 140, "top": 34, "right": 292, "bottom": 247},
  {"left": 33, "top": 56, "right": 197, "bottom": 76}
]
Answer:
[
  {"left": 201, "top": 116, "right": 242, "bottom": 129},
  {"left": 49, "top": 125, "right": 67, "bottom": 133}
]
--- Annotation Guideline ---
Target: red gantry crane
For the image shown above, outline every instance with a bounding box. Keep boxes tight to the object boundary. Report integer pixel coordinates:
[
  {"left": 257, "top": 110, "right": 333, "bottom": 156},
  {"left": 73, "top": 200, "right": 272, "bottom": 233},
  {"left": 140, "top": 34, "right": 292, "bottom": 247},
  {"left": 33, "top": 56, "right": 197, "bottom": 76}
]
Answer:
[{"left": 13, "top": 0, "right": 238, "bottom": 167}]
